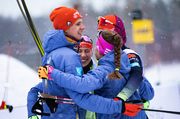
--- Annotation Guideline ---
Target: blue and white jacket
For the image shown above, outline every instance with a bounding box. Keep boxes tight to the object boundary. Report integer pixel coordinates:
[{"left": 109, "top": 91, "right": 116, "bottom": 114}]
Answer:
[
  {"left": 50, "top": 43, "right": 154, "bottom": 118},
  {"left": 28, "top": 30, "right": 85, "bottom": 119}
]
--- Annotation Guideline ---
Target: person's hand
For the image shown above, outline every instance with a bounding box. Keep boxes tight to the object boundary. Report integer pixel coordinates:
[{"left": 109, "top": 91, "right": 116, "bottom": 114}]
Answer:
[
  {"left": 28, "top": 115, "right": 39, "bottom": 119},
  {"left": 143, "top": 100, "right": 149, "bottom": 113},
  {"left": 114, "top": 99, "right": 143, "bottom": 117},
  {"left": 121, "top": 100, "right": 143, "bottom": 117},
  {"left": 38, "top": 64, "right": 54, "bottom": 80}
]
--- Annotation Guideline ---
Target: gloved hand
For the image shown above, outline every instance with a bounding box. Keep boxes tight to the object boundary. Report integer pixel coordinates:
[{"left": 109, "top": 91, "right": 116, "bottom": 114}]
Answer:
[
  {"left": 121, "top": 100, "right": 143, "bottom": 117},
  {"left": 143, "top": 100, "right": 149, "bottom": 113},
  {"left": 38, "top": 64, "right": 54, "bottom": 80},
  {"left": 28, "top": 115, "right": 39, "bottom": 119}
]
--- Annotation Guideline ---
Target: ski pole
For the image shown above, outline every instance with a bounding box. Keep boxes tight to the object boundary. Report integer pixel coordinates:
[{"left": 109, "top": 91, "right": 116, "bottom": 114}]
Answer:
[
  {"left": 16, "top": 0, "right": 44, "bottom": 57},
  {"left": 141, "top": 108, "right": 180, "bottom": 115},
  {"left": 17, "top": 0, "right": 48, "bottom": 93}
]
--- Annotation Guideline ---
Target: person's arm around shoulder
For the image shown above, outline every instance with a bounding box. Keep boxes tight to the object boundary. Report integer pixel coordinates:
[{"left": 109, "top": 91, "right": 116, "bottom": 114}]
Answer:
[
  {"left": 41, "top": 64, "right": 106, "bottom": 93},
  {"left": 116, "top": 50, "right": 143, "bottom": 101}
]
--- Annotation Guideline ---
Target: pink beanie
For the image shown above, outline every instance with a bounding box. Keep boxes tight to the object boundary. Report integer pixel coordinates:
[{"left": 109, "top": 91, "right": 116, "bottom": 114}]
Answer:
[{"left": 96, "top": 33, "right": 114, "bottom": 55}]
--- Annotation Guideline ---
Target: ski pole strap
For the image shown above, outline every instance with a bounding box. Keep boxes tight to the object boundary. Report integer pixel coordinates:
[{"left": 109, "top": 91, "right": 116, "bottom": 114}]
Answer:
[
  {"left": 31, "top": 97, "right": 51, "bottom": 116},
  {"left": 32, "top": 93, "right": 76, "bottom": 116},
  {"left": 32, "top": 96, "right": 58, "bottom": 116}
]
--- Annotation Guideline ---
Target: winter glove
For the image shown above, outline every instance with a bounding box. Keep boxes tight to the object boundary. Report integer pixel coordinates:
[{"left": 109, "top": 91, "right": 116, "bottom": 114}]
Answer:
[
  {"left": 121, "top": 101, "right": 143, "bottom": 117},
  {"left": 143, "top": 100, "right": 149, "bottom": 113},
  {"left": 38, "top": 64, "right": 54, "bottom": 80},
  {"left": 114, "top": 99, "right": 143, "bottom": 117},
  {"left": 28, "top": 115, "right": 39, "bottom": 119}
]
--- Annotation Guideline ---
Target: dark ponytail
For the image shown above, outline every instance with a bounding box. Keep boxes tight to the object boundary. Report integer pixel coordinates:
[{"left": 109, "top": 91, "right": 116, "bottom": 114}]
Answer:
[{"left": 101, "top": 31, "right": 123, "bottom": 80}]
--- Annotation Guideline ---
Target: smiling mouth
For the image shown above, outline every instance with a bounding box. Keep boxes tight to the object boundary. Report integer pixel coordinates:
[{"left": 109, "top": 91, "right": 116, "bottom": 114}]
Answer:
[
  {"left": 81, "top": 59, "right": 87, "bottom": 63},
  {"left": 79, "top": 33, "right": 82, "bottom": 36},
  {"left": 79, "top": 31, "right": 83, "bottom": 35}
]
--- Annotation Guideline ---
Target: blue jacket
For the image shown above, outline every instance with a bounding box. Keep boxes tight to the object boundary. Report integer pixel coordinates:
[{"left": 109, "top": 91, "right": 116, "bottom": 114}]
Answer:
[
  {"left": 51, "top": 47, "right": 154, "bottom": 118},
  {"left": 28, "top": 30, "right": 86, "bottom": 119}
]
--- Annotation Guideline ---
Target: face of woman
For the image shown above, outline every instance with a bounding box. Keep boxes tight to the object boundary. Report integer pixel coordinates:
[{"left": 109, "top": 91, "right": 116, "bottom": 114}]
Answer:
[
  {"left": 95, "top": 47, "right": 104, "bottom": 60},
  {"left": 78, "top": 48, "right": 93, "bottom": 67},
  {"left": 65, "top": 18, "right": 85, "bottom": 40}
]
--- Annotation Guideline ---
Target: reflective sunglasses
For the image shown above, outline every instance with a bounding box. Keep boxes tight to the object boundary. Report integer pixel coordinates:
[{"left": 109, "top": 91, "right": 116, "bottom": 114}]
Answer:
[
  {"left": 82, "top": 35, "right": 93, "bottom": 44},
  {"left": 97, "top": 16, "right": 121, "bottom": 30}
]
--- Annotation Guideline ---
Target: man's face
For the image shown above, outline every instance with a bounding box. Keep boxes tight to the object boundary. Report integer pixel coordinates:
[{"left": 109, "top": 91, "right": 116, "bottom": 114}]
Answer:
[
  {"left": 78, "top": 48, "right": 93, "bottom": 67},
  {"left": 65, "top": 18, "right": 85, "bottom": 40}
]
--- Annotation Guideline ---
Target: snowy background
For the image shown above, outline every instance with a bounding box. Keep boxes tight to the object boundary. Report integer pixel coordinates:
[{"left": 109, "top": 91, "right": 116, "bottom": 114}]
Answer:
[
  {"left": 0, "top": 0, "right": 180, "bottom": 118},
  {"left": 0, "top": 54, "right": 40, "bottom": 107},
  {"left": 144, "top": 62, "right": 180, "bottom": 86},
  {"left": 1, "top": 53, "right": 180, "bottom": 108},
  {"left": 0, "top": 52, "right": 180, "bottom": 119}
]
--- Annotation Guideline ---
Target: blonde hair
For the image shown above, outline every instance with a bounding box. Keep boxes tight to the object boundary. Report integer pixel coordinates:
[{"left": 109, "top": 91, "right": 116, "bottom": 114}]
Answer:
[{"left": 101, "top": 31, "right": 123, "bottom": 80}]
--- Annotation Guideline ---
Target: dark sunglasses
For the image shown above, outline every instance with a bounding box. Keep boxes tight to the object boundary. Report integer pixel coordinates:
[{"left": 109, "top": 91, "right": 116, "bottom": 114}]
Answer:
[{"left": 97, "top": 16, "right": 121, "bottom": 30}]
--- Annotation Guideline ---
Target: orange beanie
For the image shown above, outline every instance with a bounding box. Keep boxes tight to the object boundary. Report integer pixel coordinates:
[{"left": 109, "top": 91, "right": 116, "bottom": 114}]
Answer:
[
  {"left": 97, "top": 15, "right": 116, "bottom": 31},
  {"left": 49, "top": 7, "right": 82, "bottom": 32}
]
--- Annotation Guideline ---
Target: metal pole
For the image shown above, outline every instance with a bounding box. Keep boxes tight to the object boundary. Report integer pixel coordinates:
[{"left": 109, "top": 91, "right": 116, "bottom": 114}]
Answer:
[
  {"left": 135, "top": 0, "right": 145, "bottom": 66},
  {"left": 136, "top": 0, "right": 142, "bottom": 10}
]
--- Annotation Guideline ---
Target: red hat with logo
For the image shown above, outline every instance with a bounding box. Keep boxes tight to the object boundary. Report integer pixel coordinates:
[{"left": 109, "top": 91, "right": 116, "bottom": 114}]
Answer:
[{"left": 50, "top": 7, "right": 82, "bottom": 32}]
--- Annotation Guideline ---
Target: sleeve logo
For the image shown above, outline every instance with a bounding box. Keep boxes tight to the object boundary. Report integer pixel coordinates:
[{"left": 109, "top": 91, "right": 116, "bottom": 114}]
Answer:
[
  {"left": 76, "top": 67, "right": 82, "bottom": 75},
  {"left": 130, "top": 62, "right": 140, "bottom": 67}
]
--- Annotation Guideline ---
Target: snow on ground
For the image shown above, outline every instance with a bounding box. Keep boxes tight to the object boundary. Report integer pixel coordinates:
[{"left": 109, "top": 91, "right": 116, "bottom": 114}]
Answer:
[
  {"left": 144, "top": 62, "right": 180, "bottom": 86},
  {"left": 0, "top": 54, "right": 40, "bottom": 107}
]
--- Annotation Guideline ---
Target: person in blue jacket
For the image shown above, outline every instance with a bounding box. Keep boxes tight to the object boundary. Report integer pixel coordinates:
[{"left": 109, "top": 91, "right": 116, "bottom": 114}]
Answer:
[
  {"left": 97, "top": 15, "right": 152, "bottom": 118},
  {"left": 97, "top": 15, "right": 146, "bottom": 102},
  {"left": 28, "top": 7, "right": 144, "bottom": 119},
  {"left": 78, "top": 35, "right": 97, "bottom": 73},
  {"left": 27, "top": 6, "right": 87, "bottom": 119},
  {"left": 78, "top": 35, "right": 96, "bottom": 119},
  {"left": 38, "top": 31, "right": 154, "bottom": 119}
]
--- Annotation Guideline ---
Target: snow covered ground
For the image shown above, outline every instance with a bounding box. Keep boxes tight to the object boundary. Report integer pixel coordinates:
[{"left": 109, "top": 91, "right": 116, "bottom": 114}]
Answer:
[
  {"left": 0, "top": 54, "right": 40, "bottom": 108},
  {"left": 144, "top": 62, "right": 180, "bottom": 86},
  {"left": 0, "top": 53, "right": 180, "bottom": 118}
]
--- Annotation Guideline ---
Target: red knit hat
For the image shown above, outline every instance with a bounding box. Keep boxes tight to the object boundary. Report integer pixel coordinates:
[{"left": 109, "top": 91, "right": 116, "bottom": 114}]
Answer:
[
  {"left": 79, "top": 35, "right": 93, "bottom": 52},
  {"left": 50, "top": 7, "right": 82, "bottom": 32},
  {"left": 98, "top": 15, "right": 117, "bottom": 31},
  {"left": 97, "top": 15, "right": 127, "bottom": 46}
]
